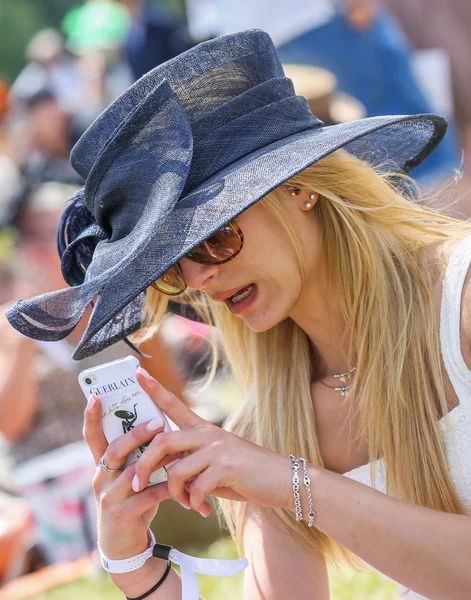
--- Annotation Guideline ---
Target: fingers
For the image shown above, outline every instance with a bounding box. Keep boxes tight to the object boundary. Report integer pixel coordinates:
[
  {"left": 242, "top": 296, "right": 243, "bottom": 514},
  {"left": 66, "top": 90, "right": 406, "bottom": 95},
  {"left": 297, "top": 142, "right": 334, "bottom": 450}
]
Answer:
[
  {"left": 99, "top": 457, "right": 210, "bottom": 518},
  {"left": 83, "top": 394, "right": 108, "bottom": 464},
  {"left": 125, "top": 480, "right": 172, "bottom": 519},
  {"left": 95, "top": 448, "right": 212, "bottom": 517},
  {"left": 136, "top": 367, "right": 202, "bottom": 429},
  {"left": 186, "top": 466, "right": 222, "bottom": 515},
  {"left": 133, "top": 427, "right": 215, "bottom": 492},
  {"left": 166, "top": 449, "right": 210, "bottom": 509},
  {"left": 94, "top": 458, "right": 137, "bottom": 502},
  {"left": 100, "top": 415, "right": 167, "bottom": 471}
]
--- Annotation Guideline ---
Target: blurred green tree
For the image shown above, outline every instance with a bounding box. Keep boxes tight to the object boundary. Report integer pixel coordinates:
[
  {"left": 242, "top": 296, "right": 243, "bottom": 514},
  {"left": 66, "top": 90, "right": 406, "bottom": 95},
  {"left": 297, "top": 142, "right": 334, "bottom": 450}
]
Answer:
[
  {"left": 0, "top": 0, "right": 186, "bottom": 83},
  {"left": 0, "top": 0, "right": 76, "bottom": 82}
]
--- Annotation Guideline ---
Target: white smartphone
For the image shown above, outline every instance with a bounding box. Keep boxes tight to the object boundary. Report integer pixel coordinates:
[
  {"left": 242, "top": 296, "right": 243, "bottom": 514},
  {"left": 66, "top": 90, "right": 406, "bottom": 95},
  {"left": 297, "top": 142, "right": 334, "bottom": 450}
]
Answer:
[{"left": 78, "top": 355, "right": 176, "bottom": 486}]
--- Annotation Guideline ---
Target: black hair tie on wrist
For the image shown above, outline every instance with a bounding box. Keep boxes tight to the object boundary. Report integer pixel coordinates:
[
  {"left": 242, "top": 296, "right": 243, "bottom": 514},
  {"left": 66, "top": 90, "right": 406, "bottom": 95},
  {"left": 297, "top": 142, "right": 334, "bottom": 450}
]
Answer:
[{"left": 125, "top": 559, "right": 172, "bottom": 600}]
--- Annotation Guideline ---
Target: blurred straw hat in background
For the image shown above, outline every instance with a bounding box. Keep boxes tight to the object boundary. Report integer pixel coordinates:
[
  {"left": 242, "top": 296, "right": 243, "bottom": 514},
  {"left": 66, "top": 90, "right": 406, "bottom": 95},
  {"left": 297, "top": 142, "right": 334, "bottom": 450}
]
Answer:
[{"left": 283, "top": 64, "right": 366, "bottom": 125}]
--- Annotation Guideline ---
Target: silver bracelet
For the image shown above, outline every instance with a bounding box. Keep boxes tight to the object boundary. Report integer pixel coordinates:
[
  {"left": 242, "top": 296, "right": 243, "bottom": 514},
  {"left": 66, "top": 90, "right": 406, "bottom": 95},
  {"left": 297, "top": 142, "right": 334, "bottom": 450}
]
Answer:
[
  {"left": 299, "top": 457, "right": 316, "bottom": 527},
  {"left": 289, "top": 454, "right": 303, "bottom": 521}
]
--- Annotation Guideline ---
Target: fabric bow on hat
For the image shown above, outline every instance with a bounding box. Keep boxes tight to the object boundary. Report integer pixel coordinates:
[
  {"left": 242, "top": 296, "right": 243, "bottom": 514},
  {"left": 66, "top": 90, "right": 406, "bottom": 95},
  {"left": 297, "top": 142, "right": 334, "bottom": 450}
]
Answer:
[
  {"left": 5, "top": 29, "right": 447, "bottom": 359},
  {"left": 8, "top": 79, "right": 193, "bottom": 357}
]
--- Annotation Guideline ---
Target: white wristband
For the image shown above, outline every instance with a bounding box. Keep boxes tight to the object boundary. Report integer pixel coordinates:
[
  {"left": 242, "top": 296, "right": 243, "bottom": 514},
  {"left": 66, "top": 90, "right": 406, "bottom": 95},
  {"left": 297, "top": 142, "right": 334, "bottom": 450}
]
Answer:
[
  {"left": 98, "top": 530, "right": 158, "bottom": 574},
  {"left": 98, "top": 529, "right": 248, "bottom": 600}
]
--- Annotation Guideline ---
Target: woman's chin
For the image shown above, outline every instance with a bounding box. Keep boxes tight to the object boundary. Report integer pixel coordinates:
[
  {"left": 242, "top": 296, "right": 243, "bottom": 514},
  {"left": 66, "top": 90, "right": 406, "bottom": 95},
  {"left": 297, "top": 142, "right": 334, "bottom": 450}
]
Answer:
[{"left": 240, "top": 307, "right": 284, "bottom": 332}]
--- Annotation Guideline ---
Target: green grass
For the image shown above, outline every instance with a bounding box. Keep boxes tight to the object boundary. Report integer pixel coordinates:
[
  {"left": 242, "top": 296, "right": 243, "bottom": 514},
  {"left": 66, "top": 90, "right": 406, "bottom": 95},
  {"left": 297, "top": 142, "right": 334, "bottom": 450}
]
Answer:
[{"left": 32, "top": 537, "right": 398, "bottom": 599}]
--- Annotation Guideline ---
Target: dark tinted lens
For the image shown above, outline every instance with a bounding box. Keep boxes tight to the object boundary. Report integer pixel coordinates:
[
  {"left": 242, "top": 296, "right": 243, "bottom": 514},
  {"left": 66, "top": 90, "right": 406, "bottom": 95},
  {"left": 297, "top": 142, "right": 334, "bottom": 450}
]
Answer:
[
  {"left": 151, "top": 264, "right": 186, "bottom": 296},
  {"left": 186, "top": 223, "right": 243, "bottom": 265}
]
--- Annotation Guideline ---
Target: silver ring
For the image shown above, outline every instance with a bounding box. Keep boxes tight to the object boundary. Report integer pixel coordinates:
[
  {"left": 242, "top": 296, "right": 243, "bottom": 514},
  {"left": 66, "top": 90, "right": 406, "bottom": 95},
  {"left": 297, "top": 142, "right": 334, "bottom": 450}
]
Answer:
[{"left": 99, "top": 457, "right": 123, "bottom": 473}]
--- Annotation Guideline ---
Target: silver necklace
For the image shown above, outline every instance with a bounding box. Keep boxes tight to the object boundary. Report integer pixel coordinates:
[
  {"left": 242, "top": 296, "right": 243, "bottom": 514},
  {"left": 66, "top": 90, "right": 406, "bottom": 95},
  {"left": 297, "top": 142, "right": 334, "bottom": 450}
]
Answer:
[{"left": 318, "top": 366, "right": 357, "bottom": 396}]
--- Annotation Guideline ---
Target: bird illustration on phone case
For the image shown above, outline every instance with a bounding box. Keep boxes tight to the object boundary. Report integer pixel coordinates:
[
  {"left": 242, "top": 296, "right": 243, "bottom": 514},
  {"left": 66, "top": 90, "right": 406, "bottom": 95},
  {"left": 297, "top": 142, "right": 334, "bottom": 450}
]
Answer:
[{"left": 114, "top": 403, "right": 150, "bottom": 454}]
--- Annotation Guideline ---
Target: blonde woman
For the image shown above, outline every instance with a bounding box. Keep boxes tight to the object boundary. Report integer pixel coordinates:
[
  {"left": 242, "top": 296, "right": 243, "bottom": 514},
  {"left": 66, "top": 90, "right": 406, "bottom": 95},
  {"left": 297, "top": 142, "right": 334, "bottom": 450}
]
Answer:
[{"left": 6, "top": 30, "right": 471, "bottom": 600}]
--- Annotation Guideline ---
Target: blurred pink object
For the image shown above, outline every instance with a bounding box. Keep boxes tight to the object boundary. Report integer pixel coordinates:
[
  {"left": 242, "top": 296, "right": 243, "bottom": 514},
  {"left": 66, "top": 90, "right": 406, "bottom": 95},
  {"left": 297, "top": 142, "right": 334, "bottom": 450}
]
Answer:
[{"left": 14, "top": 440, "right": 96, "bottom": 565}]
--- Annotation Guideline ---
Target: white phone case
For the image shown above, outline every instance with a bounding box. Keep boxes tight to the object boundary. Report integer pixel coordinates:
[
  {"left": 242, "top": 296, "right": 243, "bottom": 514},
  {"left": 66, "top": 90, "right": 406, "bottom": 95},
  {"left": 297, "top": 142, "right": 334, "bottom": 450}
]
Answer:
[{"left": 78, "top": 355, "right": 175, "bottom": 486}]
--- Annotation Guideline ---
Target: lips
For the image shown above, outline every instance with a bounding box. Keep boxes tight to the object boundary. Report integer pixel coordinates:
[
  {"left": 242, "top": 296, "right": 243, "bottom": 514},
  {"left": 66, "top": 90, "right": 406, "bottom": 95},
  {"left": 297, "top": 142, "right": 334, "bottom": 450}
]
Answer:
[
  {"left": 213, "top": 284, "right": 254, "bottom": 302},
  {"left": 225, "top": 283, "right": 258, "bottom": 314},
  {"left": 227, "top": 284, "right": 254, "bottom": 303}
]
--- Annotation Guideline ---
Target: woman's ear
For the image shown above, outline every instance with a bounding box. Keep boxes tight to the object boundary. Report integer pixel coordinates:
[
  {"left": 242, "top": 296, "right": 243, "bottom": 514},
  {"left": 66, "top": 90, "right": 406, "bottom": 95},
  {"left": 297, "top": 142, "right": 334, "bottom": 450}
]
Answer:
[
  {"left": 286, "top": 186, "right": 319, "bottom": 210},
  {"left": 301, "top": 191, "right": 319, "bottom": 211}
]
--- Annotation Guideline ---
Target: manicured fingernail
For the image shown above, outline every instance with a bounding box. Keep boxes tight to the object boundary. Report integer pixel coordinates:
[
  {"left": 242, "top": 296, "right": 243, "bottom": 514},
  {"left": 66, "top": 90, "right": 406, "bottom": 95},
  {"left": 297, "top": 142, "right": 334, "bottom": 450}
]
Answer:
[
  {"left": 180, "top": 502, "right": 191, "bottom": 510},
  {"left": 199, "top": 511, "right": 209, "bottom": 518},
  {"left": 137, "top": 366, "right": 152, "bottom": 380},
  {"left": 87, "top": 394, "right": 96, "bottom": 409},
  {"left": 132, "top": 474, "right": 140, "bottom": 492},
  {"left": 147, "top": 417, "right": 164, "bottom": 431}
]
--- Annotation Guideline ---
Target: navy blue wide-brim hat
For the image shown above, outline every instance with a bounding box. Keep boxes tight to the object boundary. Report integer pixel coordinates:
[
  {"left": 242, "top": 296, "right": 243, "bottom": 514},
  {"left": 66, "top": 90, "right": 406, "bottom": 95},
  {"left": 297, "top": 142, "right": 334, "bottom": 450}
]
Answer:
[{"left": 6, "top": 29, "right": 447, "bottom": 360}]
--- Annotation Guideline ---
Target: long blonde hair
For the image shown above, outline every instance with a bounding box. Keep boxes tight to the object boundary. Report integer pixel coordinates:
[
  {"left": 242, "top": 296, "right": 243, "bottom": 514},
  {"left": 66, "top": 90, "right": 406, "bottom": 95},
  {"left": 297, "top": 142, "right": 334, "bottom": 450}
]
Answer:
[{"left": 130, "top": 149, "right": 471, "bottom": 568}]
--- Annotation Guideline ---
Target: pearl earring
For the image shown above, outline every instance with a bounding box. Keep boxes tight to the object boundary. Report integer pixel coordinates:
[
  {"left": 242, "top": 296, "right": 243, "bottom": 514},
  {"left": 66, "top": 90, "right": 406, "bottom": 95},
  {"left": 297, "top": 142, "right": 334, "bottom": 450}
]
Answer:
[{"left": 304, "top": 193, "right": 316, "bottom": 209}]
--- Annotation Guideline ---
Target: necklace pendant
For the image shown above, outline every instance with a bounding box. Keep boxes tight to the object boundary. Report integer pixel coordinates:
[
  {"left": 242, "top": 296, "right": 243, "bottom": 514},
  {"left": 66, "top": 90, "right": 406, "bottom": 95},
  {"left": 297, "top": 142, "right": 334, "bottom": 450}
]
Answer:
[
  {"left": 333, "top": 385, "right": 350, "bottom": 396},
  {"left": 319, "top": 366, "right": 356, "bottom": 395}
]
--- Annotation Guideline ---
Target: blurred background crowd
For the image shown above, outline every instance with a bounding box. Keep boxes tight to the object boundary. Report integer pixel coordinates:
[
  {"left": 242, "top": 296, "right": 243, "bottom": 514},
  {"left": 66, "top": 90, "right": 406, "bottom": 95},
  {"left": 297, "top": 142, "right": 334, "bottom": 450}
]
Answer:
[{"left": 1, "top": 1, "right": 471, "bottom": 598}]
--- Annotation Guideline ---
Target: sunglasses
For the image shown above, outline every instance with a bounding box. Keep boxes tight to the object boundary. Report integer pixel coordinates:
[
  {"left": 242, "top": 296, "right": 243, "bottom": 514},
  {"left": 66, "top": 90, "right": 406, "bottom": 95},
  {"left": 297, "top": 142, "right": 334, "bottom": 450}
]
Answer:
[{"left": 151, "top": 221, "right": 244, "bottom": 296}]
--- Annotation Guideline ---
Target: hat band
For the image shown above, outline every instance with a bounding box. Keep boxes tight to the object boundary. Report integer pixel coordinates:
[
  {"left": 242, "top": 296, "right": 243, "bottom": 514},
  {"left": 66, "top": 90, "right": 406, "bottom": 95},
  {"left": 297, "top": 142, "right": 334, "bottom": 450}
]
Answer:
[
  {"left": 191, "top": 77, "right": 300, "bottom": 137},
  {"left": 184, "top": 94, "right": 322, "bottom": 193}
]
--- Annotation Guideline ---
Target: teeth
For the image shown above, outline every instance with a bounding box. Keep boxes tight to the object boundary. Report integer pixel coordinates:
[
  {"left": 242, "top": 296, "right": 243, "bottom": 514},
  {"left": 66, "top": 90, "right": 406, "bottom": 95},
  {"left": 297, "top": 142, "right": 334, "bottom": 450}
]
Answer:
[{"left": 230, "top": 285, "right": 254, "bottom": 303}]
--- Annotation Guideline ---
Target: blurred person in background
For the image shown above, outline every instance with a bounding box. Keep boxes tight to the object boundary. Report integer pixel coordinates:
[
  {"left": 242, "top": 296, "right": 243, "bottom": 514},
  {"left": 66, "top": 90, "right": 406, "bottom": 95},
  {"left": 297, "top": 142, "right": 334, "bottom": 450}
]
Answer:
[
  {"left": 0, "top": 231, "right": 16, "bottom": 306},
  {"left": 185, "top": 0, "right": 460, "bottom": 186},
  {"left": 0, "top": 182, "right": 106, "bottom": 458},
  {"left": 385, "top": 0, "right": 471, "bottom": 172},
  {"left": 62, "top": 0, "right": 133, "bottom": 121},
  {"left": 0, "top": 78, "right": 24, "bottom": 305},
  {"left": 10, "top": 28, "right": 82, "bottom": 114},
  {"left": 0, "top": 82, "right": 28, "bottom": 577},
  {"left": 120, "top": 0, "right": 191, "bottom": 80},
  {"left": 0, "top": 77, "right": 23, "bottom": 213},
  {"left": 11, "top": 2, "right": 133, "bottom": 147},
  {"left": 20, "top": 89, "right": 84, "bottom": 187}
]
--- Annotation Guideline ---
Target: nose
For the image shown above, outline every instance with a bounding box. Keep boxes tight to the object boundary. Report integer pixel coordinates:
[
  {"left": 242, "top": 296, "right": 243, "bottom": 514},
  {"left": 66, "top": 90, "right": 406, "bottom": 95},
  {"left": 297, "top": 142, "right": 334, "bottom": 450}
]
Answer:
[{"left": 179, "top": 257, "right": 219, "bottom": 291}]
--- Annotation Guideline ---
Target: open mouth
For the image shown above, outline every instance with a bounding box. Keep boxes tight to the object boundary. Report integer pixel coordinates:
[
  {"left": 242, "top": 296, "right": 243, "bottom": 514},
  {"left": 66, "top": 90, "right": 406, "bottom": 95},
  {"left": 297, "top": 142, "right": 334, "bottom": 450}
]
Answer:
[
  {"left": 228, "top": 284, "right": 254, "bottom": 303},
  {"left": 225, "top": 283, "right": 257, "bottom": 314}
]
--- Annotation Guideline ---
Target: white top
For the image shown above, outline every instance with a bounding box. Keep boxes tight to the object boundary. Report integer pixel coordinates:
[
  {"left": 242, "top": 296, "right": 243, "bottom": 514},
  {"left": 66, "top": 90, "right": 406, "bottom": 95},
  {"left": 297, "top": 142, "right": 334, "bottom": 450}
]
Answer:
[
  {"left": 344, "top": 233, "right": 471, "bottom": 600},
  {"left": 185, "top": 0, "right": 338, "bottom": 47}
]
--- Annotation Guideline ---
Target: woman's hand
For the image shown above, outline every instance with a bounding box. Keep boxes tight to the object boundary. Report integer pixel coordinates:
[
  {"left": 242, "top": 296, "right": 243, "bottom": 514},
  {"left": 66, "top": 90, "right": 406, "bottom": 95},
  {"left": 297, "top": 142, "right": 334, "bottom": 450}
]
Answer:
[
  {"left": 133, "top": 368, "right": 293, "bottom": 516},
  {"left": 85, "top": 393, "right": 206, "bottom": 599},
  {"left": 83, "top": 393, "right": 174, "bottom": 560}
]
